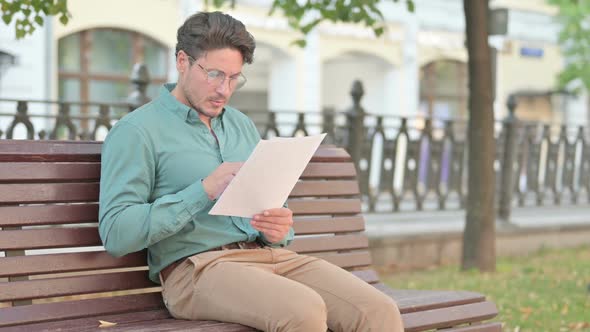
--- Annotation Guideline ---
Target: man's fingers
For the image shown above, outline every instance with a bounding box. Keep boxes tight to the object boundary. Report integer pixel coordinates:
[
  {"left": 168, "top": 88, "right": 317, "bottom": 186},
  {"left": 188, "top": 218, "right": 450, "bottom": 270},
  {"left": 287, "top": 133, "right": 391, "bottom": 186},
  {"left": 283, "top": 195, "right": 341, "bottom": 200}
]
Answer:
[
  {"left": 250, "top": 220, "right": 287, "bottom": 231},
  {"left": 252, "top": 215, "right": 292, "bottom": 225},
  {"left": 258, "top": 229, "right": 282, "bottom": 242},
  {"left": 261, "top": 208, "right": 292, "bottom": 217}
]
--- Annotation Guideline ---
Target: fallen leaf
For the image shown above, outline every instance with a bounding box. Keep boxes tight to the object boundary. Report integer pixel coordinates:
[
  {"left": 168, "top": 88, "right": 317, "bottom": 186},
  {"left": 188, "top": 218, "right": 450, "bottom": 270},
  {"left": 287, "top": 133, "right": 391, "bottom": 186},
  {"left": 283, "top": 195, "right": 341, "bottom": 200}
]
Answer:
[
  {"left": 98, "top": 320, "right": 118, "bottom": 328},
  {"left": 519, "top": 307, "right": 533, "bottom": 314},
  {"left": 561, "top": 304, "right": 569, "bottom": 315},
  {"left": 519, "top": 307, "right": 533, "bottom": 320},
  {"left": 568, "top": 322, "right": 590, "bottom": 330}
]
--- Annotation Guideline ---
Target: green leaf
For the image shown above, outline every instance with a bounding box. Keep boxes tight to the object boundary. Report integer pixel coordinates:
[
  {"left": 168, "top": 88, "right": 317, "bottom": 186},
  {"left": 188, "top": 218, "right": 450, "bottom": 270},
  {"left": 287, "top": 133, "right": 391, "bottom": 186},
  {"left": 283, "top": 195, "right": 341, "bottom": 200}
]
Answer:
[
  {"left": 2, "top": 14, "right": 11, "bottom": 25},
  {"left": 268, "top": 1, "right": 279, "bottom": 15},
  {"left": 15, "top": 29, "right": 25, "bottom": 39},
  {"left": 291, "top": 39, "right": 307, "bottom": 48},
  {"left": 406, "top": 0, "right": 415, "bottom": 12},
  {"left": 374, "top": 26, "right": 384, "bottom": 36},
  {"left": 552, "top": 0, "right": 590, "bottom": 90},
  {"left": 301, "top": 18, "right": 321, "bottom": 34},
  {"left": 34, "top": 15, "right": 43, "bottom": 26},
  {"left": 59, "top": 14, "right": 68, "bottom": 25}
]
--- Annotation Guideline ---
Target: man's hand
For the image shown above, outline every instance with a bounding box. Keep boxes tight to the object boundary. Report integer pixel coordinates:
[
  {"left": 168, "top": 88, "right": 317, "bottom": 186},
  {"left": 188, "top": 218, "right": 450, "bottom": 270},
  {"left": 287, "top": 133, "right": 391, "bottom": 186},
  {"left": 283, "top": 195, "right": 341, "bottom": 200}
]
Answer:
[
  {"left": 251, "top": 208, "right": 293, "bottom": 244},
  {"left": 202, "top": 162, "right": 243, "bottom": 201}
]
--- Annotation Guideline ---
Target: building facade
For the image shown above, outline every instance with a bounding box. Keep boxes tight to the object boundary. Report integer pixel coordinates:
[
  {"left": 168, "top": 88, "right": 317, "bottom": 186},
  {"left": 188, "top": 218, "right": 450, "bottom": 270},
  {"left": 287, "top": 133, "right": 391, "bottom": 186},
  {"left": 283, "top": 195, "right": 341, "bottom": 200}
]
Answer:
[{"left": 0, "top": 0, "right": 583, "bottom": 137}]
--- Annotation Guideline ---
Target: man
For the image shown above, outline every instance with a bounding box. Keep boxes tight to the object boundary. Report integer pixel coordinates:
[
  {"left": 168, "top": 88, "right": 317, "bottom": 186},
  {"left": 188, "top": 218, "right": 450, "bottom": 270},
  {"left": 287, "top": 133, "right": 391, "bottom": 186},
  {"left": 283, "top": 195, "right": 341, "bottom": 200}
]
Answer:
[{"left": 99, "top": 11, "right": 403, "bottom": 332}]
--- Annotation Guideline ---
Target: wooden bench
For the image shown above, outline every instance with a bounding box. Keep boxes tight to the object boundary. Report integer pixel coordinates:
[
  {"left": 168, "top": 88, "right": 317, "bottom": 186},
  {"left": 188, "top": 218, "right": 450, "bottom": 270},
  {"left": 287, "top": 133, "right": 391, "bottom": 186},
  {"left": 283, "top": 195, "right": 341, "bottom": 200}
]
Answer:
[{"left": 0, "top": 140, "right": 501, "bottom": 332}]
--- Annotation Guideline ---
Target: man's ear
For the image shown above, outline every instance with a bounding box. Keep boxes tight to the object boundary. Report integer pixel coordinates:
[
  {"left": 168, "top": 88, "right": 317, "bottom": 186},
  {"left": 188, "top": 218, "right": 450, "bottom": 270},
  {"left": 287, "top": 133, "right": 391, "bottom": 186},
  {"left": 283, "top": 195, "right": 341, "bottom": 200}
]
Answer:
[{"left": 176, "top": 51, "right": 188, "bottom": 73}]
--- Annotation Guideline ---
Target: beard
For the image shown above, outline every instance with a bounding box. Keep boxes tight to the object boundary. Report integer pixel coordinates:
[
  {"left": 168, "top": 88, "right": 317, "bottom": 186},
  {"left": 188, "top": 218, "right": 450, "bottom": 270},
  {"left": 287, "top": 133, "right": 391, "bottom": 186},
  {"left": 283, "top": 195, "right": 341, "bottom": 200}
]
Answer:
[{"left": 182, "top": 86, "right": 225, "bottom": 121}]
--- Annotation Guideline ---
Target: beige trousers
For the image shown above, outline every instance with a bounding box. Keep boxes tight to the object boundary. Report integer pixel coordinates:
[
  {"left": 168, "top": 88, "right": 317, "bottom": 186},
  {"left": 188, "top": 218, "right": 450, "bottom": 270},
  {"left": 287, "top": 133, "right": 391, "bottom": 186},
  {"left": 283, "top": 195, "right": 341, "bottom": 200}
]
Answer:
[{"left": 160, "top": 247, "right": 403, "bottom": 332}]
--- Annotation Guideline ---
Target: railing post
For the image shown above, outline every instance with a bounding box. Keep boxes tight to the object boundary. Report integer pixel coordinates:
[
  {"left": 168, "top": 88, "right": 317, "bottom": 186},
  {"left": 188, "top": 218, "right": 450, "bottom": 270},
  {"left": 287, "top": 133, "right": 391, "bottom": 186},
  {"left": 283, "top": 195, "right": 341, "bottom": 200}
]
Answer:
[
  {"left": 322, "top": 107, "right": 335, "bottom": 145},
  {"left": 498, "top": 94, "right": 519, "bottom": 222},
  {"left": 6, "top": 101, "right": 34, "bottom": 139},
  {"left": 346, "top": 80, "right": 365, "bottom": 169},
  {"left": 126, "top": 63, "right": 151, "bottom": 112}
]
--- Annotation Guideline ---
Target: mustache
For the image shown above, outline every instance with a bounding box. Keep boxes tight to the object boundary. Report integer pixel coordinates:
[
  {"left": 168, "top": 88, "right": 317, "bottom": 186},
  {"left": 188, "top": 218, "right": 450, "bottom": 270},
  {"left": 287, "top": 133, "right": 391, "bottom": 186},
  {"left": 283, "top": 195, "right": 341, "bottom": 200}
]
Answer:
[{"left": 209, "top": 97, "right": 227, "bottom": 103}]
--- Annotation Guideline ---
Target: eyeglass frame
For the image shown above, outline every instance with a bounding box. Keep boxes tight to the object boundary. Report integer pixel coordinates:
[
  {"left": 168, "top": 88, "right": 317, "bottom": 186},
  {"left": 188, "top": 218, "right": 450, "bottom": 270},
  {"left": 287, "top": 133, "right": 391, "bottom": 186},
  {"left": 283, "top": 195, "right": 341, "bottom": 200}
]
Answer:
[{"left": 183, "top": 51, "right": 247, "bottom": 91}]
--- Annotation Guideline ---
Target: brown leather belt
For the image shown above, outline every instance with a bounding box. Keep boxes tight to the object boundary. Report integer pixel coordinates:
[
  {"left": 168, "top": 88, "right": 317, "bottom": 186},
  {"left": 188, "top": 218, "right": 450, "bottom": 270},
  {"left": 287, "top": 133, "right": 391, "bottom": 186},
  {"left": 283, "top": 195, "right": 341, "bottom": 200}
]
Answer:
[{"left": 160, "top": 240, "right": 264, "bottom": 283}]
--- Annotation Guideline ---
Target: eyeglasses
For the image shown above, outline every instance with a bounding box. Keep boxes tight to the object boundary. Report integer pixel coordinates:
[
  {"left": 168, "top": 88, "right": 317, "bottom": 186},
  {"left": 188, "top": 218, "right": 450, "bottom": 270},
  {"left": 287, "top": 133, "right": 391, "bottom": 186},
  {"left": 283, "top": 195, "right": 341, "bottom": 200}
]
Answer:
[{"left": 186, "top": 54, "right": 247, "bottom": 91}]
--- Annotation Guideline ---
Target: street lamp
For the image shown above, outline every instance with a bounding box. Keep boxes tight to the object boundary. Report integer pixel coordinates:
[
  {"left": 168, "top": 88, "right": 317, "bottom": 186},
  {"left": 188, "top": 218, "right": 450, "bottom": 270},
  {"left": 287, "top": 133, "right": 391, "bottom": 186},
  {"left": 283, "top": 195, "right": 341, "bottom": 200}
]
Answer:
[{"left": 488, "top": 8, "right": 508, "bottom": 102}]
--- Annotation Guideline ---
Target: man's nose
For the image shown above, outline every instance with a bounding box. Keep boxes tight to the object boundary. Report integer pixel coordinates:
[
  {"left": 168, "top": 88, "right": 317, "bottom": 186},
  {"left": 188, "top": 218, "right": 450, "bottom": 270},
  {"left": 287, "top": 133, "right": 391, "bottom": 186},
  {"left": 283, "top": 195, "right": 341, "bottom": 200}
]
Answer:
[{"left": 215, "top": 78, "right": 232, "bottom": 95}]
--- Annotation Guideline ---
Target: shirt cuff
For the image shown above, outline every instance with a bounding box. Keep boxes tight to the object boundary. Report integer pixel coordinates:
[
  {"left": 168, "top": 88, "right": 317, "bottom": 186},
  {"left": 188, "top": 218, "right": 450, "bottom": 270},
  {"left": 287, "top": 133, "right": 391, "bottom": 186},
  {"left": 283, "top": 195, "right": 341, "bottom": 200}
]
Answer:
[
  {"left": 259, "top": 227, "right": 294, "bottom": 248},
  {"left": 177, "top": 179, "right": 214, "bottom": 218}
]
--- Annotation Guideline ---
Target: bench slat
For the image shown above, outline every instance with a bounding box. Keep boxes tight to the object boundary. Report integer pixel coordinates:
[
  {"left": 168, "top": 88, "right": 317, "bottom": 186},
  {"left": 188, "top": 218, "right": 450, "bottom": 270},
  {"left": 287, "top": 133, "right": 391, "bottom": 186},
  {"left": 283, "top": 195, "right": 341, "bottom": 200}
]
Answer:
[
  {"left": 0, "top": 162, "right": 352, "bottom": 184},
  {"left": 0, "top": 218, "right": 367, "bottom": 251},
  {"left": 292, "top": 216, "right": 365, "bottom": 234},
  {"left": 0, "top": 140, "right": 102, "bottom": 162},
  {"left": 287, "top": 198, "right": 362, "bottom": 215},
  {"left": 0, "top": 142, "right": 346, "bottom": 163},
  {"left": 402, "top": 301, "right": 499, "bottom": 332},
  {"left": 0, "top": 227, "right": 100, "bottom": 250},
  {"left": 287, "top": 234, "right": 369, "bottom": 253},
  {"left": 0, "top": 271, "right": 155, "bottom": 302},
  {"left": 0, "top": 181, "right": 356, "bottom": 204},
  {"left": 1, "top": 310, "right": 172, "bottom": 332},
  {"left": 0, "top": 293, "right": 164, "bottom": 328},
  {"left": 374, "top": 284, "right": 486, "bottom": 313},
  {"left": 290, "top": 180, "right": 359, "bottom": 197},
  {"left": 81, "top": 317, "right": 255, "bottom": 332},
  {"left": 312, "top": 251, "right": 372, "bottom": 269},
  {"left": 439, "top": 322, "right": 502, "bottom": 332},
  {"left": 351, "top": 269, "right": 380, "bottom": 284},
  {"left": 0, "top": 163, "right": 101, "bottom": 183},
  {"left": 0, "top": 203, "right": 99, "bottom": 227},
  {"left": 0, "top": 183, "right": 99, "bottom": 204},
  {"left": 0, "top": 251, "right": 146, "bottom": 278},
  {"left": 2, "top": 311, "right": 256, "bottom": 332},
  {"left": 87, "top": 306, "right": 501, "bottom": 332},
  {"left": 0, "top": 251, "right": 368, "bottom": 278},
  {"left": 309, "top": 147, "right": 351, "bottom": 162},
  {"left": 301, "top": 162, "right": 356, "bottom": 179},
  {"left": 0, "top": 205, "right": 365, "bottom": 229}
]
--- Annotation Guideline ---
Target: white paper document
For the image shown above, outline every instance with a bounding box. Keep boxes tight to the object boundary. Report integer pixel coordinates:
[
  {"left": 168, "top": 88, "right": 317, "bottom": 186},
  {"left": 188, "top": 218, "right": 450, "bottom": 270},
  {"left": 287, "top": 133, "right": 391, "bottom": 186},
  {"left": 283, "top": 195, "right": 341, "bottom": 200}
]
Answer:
[{"left": 209, "top": 133, "right": 327, "bottom": 218}]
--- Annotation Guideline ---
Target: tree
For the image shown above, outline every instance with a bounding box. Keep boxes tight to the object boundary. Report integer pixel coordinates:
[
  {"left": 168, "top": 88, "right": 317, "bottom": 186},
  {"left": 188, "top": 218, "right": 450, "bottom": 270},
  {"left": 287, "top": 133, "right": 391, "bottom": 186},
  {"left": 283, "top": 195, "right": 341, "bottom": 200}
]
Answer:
[
  {"left": 461, "top": 0, "right": 496, "bottom": 272},
  {"left": 2, "top": 0, "right": 413, "bottom": 43},
  {"left": 1, "top": 0, "right": 497, "bottom": 272},
  {"left": 547, "top": 0, "right": 590, "bottom": 92},
  {"left": 1, "top": 0, "right": 70, "bottom": 39}
]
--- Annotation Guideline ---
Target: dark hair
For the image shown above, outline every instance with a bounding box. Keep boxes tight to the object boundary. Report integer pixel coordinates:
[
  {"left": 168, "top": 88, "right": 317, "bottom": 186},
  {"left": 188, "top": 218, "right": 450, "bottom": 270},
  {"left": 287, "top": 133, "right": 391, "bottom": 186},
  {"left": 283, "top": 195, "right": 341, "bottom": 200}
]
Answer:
[{"left": 175, "top": 11, "right": 256, "bottom": 64}]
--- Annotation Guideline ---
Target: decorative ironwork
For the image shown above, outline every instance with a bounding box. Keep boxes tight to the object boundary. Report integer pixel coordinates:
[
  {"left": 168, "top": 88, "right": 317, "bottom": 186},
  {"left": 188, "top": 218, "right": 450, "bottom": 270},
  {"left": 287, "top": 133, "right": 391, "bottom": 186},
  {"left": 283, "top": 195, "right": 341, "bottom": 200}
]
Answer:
[{"left": 1, "top": 80, "right": 589, "bottom": 216}]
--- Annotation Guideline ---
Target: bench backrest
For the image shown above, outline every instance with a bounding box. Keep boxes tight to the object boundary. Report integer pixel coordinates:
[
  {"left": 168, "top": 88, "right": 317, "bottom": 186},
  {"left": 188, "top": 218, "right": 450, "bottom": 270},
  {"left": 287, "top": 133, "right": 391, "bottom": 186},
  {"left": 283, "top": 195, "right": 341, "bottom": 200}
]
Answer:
[{"left": 0, "top": 140, "right": 376, "bottom": 327}]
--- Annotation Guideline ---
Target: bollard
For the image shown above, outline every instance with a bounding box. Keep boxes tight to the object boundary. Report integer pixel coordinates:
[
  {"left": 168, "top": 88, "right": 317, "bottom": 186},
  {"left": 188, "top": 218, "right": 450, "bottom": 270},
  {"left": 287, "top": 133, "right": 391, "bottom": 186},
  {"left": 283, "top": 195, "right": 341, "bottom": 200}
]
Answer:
[
  {"left": 126, "top": 63, "right": 151, "bottom": 112},
  {"left": 345, "top": 80, "right": 365, "bottom": 170},
  {"left": 498, "top": 94, "right": 519, "bottom": 221}
]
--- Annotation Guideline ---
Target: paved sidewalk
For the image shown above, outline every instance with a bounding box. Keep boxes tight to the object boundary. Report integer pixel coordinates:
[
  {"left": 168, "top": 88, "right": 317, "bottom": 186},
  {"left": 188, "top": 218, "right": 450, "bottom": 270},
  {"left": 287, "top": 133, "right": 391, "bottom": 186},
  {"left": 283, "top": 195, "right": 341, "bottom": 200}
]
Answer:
[
  {"left": 365, "top": 204, "right": 590, "bottom": 269},
  {"left": 364, "top": 204, "right": 590, "bottom": 237}
]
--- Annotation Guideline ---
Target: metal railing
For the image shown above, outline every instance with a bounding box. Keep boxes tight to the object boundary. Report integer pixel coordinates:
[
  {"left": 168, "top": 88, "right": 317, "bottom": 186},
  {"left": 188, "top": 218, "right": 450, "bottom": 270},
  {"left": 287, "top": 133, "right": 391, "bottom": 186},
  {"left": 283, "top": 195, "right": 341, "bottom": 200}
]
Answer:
[{"left": 1, "top": 79, "right": 588, "bottom": 219}]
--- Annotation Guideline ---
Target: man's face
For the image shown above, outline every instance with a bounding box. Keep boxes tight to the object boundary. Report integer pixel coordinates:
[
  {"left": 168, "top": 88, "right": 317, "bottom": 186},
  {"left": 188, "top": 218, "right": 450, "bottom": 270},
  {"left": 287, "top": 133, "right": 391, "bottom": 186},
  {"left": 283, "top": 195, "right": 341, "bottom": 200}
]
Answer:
[{"left": 177, "top": 48, "right": 244, "bottom": 124}]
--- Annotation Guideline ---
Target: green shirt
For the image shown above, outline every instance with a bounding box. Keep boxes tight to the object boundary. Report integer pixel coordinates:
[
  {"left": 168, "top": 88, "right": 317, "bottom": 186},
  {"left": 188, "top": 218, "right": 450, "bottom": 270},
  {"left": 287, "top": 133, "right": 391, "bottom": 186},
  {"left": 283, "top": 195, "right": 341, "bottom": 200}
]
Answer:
[{"left": 98, "top": 83, "right": 294, "bottom": 284}]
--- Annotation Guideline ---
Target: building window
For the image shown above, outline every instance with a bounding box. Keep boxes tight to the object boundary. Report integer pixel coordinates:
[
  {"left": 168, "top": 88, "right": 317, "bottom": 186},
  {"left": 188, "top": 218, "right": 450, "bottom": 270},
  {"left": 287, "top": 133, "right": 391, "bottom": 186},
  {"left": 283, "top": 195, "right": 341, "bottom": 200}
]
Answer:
[
  {"left": 58, "top": 28, "right": 168, "bottom": 116},
  {"left": 419, "top": 60, "right": 467, "bottom": 119}
]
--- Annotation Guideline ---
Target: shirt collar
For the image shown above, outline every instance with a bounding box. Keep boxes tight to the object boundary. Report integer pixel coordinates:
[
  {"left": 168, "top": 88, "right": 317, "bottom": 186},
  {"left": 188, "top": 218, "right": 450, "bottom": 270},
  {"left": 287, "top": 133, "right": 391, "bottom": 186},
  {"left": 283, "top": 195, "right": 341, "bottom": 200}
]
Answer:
[{"left": 159, "top": 83, "right": 225, "bottom": 125}]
